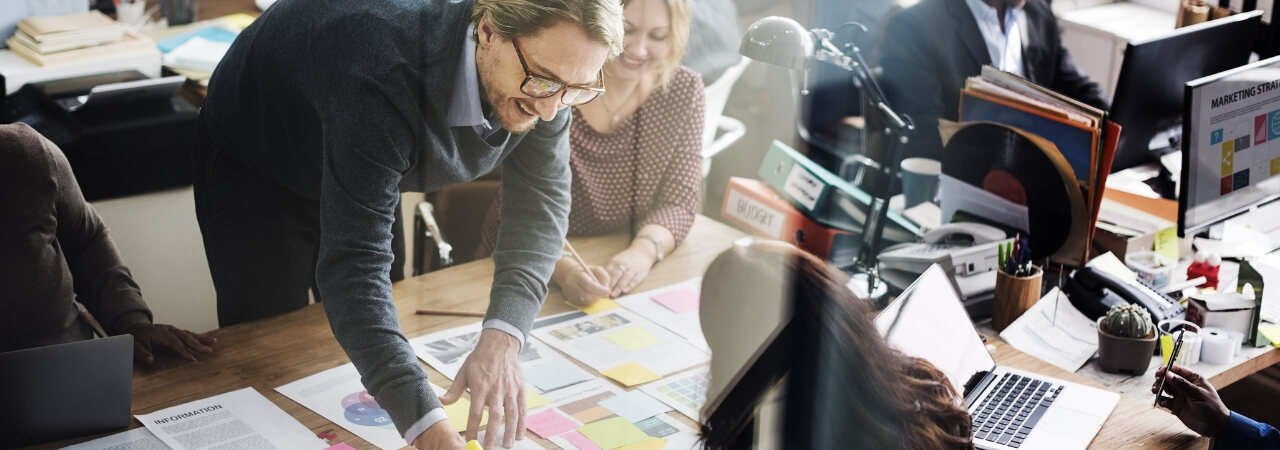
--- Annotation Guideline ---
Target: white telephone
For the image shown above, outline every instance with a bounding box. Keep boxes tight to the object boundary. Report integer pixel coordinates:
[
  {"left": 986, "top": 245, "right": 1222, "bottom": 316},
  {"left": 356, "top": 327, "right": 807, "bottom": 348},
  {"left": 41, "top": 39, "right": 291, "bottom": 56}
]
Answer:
[{"left": 878, "top": 222, "right": 1011, "bottom": 277}]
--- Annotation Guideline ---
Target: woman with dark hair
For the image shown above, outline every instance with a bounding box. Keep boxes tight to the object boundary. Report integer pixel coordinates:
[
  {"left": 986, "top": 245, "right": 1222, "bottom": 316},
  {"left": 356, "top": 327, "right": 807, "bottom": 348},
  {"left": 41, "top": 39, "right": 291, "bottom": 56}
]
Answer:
[{"left": 698, "top": 241, "right": 973, "bottom": 449}]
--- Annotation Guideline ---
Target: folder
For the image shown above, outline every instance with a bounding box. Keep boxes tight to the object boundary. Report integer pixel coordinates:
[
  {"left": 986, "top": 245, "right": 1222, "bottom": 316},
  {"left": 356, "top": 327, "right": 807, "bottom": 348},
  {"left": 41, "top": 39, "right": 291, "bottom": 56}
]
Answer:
[
  {"left": 721, "top": 177, "right": 857, "bottom": 260},
  {"left": 755, "top": 140, "right": 919, "bottom": 244}
]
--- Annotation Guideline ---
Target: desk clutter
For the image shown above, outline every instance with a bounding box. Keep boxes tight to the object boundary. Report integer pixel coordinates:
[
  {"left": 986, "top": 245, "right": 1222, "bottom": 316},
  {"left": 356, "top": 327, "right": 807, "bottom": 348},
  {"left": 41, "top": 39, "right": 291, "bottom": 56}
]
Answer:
[
  {"left": 5, "top": 11, "right": 154, "bottom": 67},
  {"left": 70, "top": 280, "right": 714, "bottom": 450}
]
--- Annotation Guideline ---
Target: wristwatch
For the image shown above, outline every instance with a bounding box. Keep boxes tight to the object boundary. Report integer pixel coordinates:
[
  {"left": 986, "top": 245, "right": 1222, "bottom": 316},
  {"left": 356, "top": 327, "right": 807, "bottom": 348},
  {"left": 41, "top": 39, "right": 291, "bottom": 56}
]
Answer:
[{"left": 637, "top": 234, "right": 664, "bottom": 263}]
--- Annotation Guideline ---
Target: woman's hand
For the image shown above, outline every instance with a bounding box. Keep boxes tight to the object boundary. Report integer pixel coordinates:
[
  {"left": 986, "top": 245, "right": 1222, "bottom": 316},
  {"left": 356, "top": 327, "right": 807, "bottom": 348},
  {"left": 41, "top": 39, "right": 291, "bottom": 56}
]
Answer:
[
  {"left": 605, "top": 246, "right": 656, "bottom": 297},
  {"left": 555, "top": 262, "right": 612, "bottom": 306}
]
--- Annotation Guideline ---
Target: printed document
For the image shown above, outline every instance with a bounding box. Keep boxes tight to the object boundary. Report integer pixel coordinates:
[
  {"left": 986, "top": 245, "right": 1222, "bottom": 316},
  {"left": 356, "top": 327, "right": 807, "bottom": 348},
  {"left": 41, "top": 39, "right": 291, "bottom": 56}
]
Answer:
[
  {"left": 276, "top": 363, "right": 407, "bottom": 450},
  {"left": 999, "top": 287, "right": 1099, "bottom": 372},
  {"left": 61, "top": 427, "right": 166, "bottom": 450},
  {"left": 530, "top": 309, "right": 709, "bottom": 376},
  {"left": 136, "top": 387, "right": 326, "bottom": 450},
  {"left": 616, "top": 277, "right": 709, "bottom": 351}
]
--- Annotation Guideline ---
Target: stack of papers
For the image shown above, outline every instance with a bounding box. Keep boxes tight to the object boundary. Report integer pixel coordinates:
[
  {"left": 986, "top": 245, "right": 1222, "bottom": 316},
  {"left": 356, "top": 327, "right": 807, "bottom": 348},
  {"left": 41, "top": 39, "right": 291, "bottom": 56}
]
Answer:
[{"left": 5, "top": 11, "right": 154, "bottom": 66}]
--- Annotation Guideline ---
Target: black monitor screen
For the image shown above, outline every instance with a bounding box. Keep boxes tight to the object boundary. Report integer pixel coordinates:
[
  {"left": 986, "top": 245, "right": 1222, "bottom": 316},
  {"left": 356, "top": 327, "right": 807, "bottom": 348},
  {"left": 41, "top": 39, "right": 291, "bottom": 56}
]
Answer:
[{"left": 1110, "top": 12, "right": 1261, "bottom": 171}]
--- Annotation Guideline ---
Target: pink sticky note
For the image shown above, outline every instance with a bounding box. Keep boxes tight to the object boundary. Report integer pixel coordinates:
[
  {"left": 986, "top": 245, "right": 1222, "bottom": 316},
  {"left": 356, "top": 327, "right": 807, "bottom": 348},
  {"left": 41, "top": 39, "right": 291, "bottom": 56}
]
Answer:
[
  {"left": 652, "top": 289, "right": 700, "bottom": 314},
  {"left": 324, "top": 444, "right": 357, "bottom": 450},
  {"left": 562, "top": 430, "right": 603, "bottom": 450},
  {"left": 527, "top": 408, "right": 579, "bottom": 439}
]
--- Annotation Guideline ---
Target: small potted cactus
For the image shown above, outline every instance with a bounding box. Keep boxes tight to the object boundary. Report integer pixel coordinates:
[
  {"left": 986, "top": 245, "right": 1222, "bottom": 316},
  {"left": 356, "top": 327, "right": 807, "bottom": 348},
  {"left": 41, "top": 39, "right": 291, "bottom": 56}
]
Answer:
[{"left": 1096, "top": 304, "right": 1158, "bottom": 374}]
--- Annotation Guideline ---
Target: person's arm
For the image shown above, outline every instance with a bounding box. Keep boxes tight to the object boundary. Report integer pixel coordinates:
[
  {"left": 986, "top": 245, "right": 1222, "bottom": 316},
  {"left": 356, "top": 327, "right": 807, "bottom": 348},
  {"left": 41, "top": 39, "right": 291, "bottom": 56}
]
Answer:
[
  {"left": 878, "top": 9, "right": 946, "bottom": 160},
  {"left": 1218, "top": 411, "right": 1280, "bottom": 449},
  {"left": 1042, "top": 8, "right": 1109, "bottom": 111},
  {"left": 304, "top": 20, "right": 460, "bottom": 449},
  {"left": 44, "top": 130, "right": 214, "bottom": 363},
  {"left": 606, "top": 71, "right": 704, "bottom": 295},
  {"left": 439, "top": 106, "right": 573, "bottom": 448}
]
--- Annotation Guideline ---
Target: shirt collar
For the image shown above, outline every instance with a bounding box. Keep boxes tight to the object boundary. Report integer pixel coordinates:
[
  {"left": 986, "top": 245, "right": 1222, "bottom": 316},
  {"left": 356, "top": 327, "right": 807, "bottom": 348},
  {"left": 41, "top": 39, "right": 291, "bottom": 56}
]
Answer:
[
  {"left": 447, "top": 26, "right": 490, "bottom": 130},
  {"left": 964, "top": 0, "right": 1022, "bottom": 34}
]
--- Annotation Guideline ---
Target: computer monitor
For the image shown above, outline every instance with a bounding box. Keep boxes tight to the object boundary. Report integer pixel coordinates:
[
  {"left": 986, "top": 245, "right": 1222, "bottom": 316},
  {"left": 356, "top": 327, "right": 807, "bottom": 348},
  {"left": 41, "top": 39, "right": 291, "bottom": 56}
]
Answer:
[
  {"left": 1179, "top": 54, "right": 1280, "bottom": 236},
  {"left": 1109, "top": 11, "right": 1261, "bottom": 172}
]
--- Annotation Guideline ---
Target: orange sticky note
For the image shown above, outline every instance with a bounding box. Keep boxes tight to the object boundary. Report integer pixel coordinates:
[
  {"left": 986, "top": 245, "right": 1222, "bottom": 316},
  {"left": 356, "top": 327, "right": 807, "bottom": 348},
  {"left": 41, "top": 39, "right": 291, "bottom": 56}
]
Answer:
[{"left": 601, "top": 362, "right": 660, "bottom": 387}]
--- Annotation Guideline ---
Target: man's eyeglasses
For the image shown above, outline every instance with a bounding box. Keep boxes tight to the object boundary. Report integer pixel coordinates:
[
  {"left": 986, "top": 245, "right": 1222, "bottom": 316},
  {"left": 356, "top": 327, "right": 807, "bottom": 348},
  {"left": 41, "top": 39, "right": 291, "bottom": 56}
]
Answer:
[{"left": 512, "top": 39, "right": 605, "bottom": 106}]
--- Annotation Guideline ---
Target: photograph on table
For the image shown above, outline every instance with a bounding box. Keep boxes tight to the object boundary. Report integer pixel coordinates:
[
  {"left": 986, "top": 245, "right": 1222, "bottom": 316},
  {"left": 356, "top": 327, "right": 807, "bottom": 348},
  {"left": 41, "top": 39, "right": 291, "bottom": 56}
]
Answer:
[
  {"left": 409, "top": 323, "right": 593, "bottom": 393},
  {"left": 531, "top": 309, "right": 709, "bottom": 385}
]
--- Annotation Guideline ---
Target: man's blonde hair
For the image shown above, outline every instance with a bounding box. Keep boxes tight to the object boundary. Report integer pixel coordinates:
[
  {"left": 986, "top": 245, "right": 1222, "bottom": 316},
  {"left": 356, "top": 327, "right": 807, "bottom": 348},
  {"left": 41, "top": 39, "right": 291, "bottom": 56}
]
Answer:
[{"left": 471, "top": 0, "right": 625, "bottom": 58}]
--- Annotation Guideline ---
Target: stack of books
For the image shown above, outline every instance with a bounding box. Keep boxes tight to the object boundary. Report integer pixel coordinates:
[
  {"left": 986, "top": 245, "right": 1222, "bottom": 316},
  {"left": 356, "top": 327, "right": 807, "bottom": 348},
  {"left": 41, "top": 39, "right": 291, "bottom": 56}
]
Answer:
[{"left": 6, "top": 11, "right": 154, "bottom": 66}]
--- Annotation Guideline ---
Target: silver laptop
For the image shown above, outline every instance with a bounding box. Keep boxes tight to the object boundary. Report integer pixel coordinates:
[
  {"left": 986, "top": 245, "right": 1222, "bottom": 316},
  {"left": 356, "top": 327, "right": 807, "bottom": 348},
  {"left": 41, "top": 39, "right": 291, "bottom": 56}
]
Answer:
[
  {"left": 0, "top": 335, "right": 133, "bottom": 446},
  {"left": 876, "top": 265, "right": 1118, "bottom": 450}
]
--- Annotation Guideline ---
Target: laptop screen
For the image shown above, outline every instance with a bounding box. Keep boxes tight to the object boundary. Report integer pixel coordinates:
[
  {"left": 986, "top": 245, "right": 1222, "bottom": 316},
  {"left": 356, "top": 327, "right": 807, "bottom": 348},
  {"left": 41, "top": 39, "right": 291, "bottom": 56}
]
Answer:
[{"left": 876, "top": 265, "right": 996, "bottom": 396}]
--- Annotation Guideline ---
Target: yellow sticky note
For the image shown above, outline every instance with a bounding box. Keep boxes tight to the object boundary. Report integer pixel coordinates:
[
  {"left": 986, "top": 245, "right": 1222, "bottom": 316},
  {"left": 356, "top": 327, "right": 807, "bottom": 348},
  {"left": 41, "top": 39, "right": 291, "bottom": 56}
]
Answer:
[
  {"left": 577, "top": 417, "right": 651, "bottom": 449},
  {"left": 1154, "top": 227, "right": 1179, "bottom": 261},
  {"left": 443, "top": 397, "right": 488, "bottom": 432},
  {"left": 606, "top": 327, "right": 662, "bottom": 351},
  {"left": 1259, "top": 324, "right": 1280, "bottom": 347},
  {"left": 526, "top": 387, "right": 549, "bottom": 410},
  {"left": 618, "top": 438, "right": 668, "bottom": 450},
  {"left": 601, "top": 362, "right": 660, "bottom": 387},
  {"left": 466, "top": 441, "right": 483, "bottom": 450},
  {"left": 571, "top": 298, "right": 620, "bottom": 315},
  {"left": 218, "top": 13, "right": 257, "bottom": 30}
]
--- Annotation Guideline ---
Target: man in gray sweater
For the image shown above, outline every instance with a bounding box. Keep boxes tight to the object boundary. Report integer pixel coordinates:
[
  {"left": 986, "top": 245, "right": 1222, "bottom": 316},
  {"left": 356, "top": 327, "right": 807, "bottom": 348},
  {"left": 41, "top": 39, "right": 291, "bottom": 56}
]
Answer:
[{"left": 195, "top": 0, "right": 622, "bottom": 448}]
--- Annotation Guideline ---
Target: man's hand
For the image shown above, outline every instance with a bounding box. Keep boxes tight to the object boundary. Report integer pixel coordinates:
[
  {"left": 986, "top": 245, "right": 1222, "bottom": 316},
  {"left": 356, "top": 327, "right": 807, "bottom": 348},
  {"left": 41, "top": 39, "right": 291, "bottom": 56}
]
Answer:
[
  {"left": 1152, "top": 364, "right": 1231, "bottom": 437},
  {"left": 555, "top": 262, "right": 611, "bottom": 306},
  {"left": 605, "top": 245, "right": 656, "bottom": 297},
  {"left": 440, "top": 329, "right": 526, "bottom": 448},
  {"left": 412, "top": 418, "right": 466, "bottom": 449},
  {"left": 126, "top": 323, "right": 216, "bottom": 364}
]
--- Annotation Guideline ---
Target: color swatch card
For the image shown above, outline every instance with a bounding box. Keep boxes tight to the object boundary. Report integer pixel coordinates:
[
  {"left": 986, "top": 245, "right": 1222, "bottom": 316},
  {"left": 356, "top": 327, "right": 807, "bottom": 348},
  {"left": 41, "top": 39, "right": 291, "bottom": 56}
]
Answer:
[
  {"left": 616, "top": 278, "right": 709, "bottom": 351},
  {"left": 599, "top": 390, "right": 673, "bottom": 423},
  {"left": 639, "top": 367, "right": 709, "bottom": 421},
  {"left": 409, "top": 322, "right": 590, "bottom": 392},
  {"left": 531, "top": 308, "right": 708, "bottom": 379},
  {"left": 538, "top": 379, "right": 699, "bottom": 450}
]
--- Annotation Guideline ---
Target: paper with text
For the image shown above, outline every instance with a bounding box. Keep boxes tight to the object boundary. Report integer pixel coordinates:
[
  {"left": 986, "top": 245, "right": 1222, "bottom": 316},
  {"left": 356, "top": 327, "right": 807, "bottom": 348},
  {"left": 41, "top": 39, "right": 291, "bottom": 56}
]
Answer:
[
  {"left": 137, "top": 387, "right": 326, "bottom": 450},
  {"left": 999, "top": 287, "right": 1100, "bottom": 372}
]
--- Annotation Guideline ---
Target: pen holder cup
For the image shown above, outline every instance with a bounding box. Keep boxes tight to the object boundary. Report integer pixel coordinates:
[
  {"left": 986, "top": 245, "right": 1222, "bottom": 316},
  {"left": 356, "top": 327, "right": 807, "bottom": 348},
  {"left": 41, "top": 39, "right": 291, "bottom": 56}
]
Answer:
[
  {"left": 993, "top": 266, "right": 1042, "bottom": 332},
  {"left": 1158, "top": 320, "right": 1202, "bottom": 365}
]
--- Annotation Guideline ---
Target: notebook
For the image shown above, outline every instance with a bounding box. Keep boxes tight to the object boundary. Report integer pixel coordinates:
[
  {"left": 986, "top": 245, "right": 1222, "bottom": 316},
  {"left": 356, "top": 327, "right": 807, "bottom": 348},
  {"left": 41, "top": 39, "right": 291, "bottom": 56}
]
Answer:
[{"left": 876, "top": 265, "right": 1118, "bottom": 449}]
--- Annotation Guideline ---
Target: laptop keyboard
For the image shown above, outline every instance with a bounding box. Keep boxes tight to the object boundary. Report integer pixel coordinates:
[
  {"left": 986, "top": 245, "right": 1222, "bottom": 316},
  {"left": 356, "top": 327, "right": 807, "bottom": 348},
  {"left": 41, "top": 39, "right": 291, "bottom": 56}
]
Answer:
[{"left": 972, "top": 373, "right": 1062, "bottom": 448}]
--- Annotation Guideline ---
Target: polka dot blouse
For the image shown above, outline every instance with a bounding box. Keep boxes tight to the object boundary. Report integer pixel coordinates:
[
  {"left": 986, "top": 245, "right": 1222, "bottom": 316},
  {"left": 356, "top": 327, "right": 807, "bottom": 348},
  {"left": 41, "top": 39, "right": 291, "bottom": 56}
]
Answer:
[{"left": 477, "top": 66, "right": 706, "bottom": 258}]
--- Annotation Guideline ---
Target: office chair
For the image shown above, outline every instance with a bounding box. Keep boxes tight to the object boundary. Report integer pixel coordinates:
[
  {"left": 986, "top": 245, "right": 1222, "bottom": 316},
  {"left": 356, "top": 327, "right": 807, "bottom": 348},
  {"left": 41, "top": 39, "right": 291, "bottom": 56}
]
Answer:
[
  {"left": 702, "top": 57, "right": 752, "bottom": 176},
  {"left": 411, "top": 169, "right": 503, "bottom": 275}
]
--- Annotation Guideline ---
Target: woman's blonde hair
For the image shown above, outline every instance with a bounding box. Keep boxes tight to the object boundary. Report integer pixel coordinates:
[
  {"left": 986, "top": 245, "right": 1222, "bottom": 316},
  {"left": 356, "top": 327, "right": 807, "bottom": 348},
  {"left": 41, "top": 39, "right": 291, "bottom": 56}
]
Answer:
[
  {"left": 621, "top": 0, "right": 690, "bottom": 89},
  {"left": 471, "top": 0, "right": 625, "bottom": 58}
]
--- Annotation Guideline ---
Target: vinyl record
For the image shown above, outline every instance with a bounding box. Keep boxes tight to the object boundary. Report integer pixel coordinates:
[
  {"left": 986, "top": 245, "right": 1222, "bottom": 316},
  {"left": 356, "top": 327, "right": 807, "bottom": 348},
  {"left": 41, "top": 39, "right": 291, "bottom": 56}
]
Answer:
[{"left": 940, "top": 122, "right": 1084, "bottom": 261}]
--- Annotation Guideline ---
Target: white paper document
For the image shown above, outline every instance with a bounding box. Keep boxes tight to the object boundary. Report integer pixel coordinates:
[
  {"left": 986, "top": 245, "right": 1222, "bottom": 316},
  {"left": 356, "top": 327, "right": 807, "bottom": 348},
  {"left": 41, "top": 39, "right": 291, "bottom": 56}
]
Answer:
[
  {"left": 530, "top": 309, "right": 709, "bottom": 376},
  {"left": 999, "top": 287, "right": 1099, "bottom": 373},
  {"left": 615, "top": 277, "right": 708, "bottom": 350},
  {"left": 136, "top": 387, "right": 327, "bottom": 450},
  {"left": 408, "top": 323, "right": 590, "bottom": 392},
  {"left": 276, "top": 363, "right": 406, "bottom": 450},
  {"left": 539, "top": 379, "right": 699, "bottom": 450},
  {"left": 61, "top": 427, "right": 166, "bottom": 450}
]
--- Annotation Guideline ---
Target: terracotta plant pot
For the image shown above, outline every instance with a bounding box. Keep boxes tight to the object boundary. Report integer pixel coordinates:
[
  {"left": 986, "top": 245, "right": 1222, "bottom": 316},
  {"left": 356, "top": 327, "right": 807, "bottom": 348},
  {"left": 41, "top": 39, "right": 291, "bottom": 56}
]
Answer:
[{"left": 1096, "top": 317, "right": 1158, "bottom": 375}]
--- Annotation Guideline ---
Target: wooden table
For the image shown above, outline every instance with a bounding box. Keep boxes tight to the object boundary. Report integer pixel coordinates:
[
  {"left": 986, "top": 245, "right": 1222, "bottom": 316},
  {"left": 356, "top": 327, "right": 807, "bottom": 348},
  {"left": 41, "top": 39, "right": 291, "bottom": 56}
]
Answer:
[{"left": 41, "top": 216, "right": 1205, "bottom": 449}]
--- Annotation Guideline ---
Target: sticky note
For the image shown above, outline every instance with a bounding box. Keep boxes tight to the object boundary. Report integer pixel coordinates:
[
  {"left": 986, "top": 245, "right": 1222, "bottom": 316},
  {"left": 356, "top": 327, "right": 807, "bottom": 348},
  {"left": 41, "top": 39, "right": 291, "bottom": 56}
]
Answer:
[
  {"left": 601, "top": 362, "right": 661, "bottom": 387},
  {"left": 618, "top": 438, "right": 668, "bottom": 450},
  {"left": 219, "top": 13, "right": 257, "bottom": 30},
  {"left": 599, "top": 390, "right": 673, "bottom": 423},
  {"left": 578, "top": 417, "right": 652, "bottom": 449},
  {"left": 652, "top": 289, "right": 700, "bottom": 314},
  {"left": 1154, "top": 227, "right": 1179, "bottom": 261},
  {"left": 561, "top": 431, "right": 602, "bottom": 450},
  {"left": 1259, "top": 324, "right": 1280, "bottom": 347},
  {"left": 572, "top": 298, "right": 621, "bottom": 315},
  {"left": 526, "top": 387, "right": 549, "bottom": 410},
  {"left": 525, "top": 359, "right": 593, "bottom": 392},
  {"left": 526, "top": 408, "right": 580, "bottom": 438},
  {"left": 443, "top": 397, "right": 487, "bottom": 432},
  {"left": 324, "top": 444, "right": 358, "bottom": 450},
  {"left": 606, "top": 327, "right": 661, "bottom": 351}
]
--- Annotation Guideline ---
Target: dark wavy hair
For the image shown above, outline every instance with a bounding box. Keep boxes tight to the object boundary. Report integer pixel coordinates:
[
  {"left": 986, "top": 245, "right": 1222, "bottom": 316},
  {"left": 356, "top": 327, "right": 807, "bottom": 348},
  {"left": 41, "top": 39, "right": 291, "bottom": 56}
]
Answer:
[{"left": 698, "top": 241, "right": 974, "bottom": 449}]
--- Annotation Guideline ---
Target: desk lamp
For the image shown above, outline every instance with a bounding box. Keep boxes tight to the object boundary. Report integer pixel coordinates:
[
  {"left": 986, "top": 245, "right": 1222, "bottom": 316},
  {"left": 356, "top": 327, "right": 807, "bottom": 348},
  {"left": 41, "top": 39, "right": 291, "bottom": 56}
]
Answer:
[{"left": 738, "top": 16, "right": 915, "bottom": 302}]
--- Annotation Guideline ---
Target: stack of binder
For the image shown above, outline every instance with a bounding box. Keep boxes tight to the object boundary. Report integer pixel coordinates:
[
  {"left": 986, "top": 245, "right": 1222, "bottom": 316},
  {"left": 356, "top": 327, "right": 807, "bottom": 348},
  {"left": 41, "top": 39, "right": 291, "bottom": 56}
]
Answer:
[
  {"left": 720, "top": 140, "right": 922, "bottom": 261},
  {"left": 958, "top": 66, "right": 1122, "bottom": 266},
  {"left": 6, "top": 11, "right": 154, "bottom": 67}
]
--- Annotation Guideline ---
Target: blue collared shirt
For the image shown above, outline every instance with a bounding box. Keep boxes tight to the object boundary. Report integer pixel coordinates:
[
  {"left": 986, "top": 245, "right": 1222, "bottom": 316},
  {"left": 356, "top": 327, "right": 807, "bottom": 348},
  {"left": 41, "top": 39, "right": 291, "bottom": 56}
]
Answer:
[
  {"left": 446, "top": 27, "right": 501, "bottom": 139},
  {"left": 965, "top": 0, "right": 1024, "bottom": 77}
]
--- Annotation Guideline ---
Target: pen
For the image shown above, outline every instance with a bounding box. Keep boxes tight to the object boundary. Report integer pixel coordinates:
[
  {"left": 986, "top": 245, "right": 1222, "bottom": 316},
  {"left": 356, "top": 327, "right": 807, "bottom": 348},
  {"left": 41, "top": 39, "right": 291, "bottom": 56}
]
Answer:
[
  {"left": 563, "top": 241, "right": 603, "bottom": 285},
  {"left": 1154, "top": 329, "right": 1186, "bottom": 408},
  {"left": 77, "top": 303, "right": 108, "bottom": 338},
  {"left": 414, "top": 308, "right": 486, "bottom": 318}
]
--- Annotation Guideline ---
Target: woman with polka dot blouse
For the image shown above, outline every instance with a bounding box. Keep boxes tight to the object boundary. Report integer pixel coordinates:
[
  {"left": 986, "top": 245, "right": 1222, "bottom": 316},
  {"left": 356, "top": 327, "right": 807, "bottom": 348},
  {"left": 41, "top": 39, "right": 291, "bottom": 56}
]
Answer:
[{"left": 478, "top": 0, "right": 704, "bottom": 305}]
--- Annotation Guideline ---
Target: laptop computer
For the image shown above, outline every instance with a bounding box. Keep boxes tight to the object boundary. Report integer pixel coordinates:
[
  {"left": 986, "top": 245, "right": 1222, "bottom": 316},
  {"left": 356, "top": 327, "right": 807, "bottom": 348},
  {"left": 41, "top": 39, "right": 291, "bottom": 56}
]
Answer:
[
  {"left": 876, "top": 265, "right": 1118, "bottom": 450},
  {"left": 0, "top": 335, "right": 134, "bottom": 447}
]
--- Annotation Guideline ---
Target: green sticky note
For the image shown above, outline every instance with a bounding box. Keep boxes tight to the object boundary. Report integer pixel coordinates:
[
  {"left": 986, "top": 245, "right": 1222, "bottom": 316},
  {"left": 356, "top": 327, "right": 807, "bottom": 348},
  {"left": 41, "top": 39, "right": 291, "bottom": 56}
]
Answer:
[
  {"left": 606, "top": 327, "right": 661, "bottom": 351},
  {"left": 1258, "top": 324, "right": 1280, "bottom": 347},
  {"left": 578, "top": 417, "right": 651, "bottom": 449},
  {"left": 1154, "top": 227, "right": 1179, "bottom": 261},
  {"left": 601, "top": 362, "right": 661, "bottom": 387}
]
